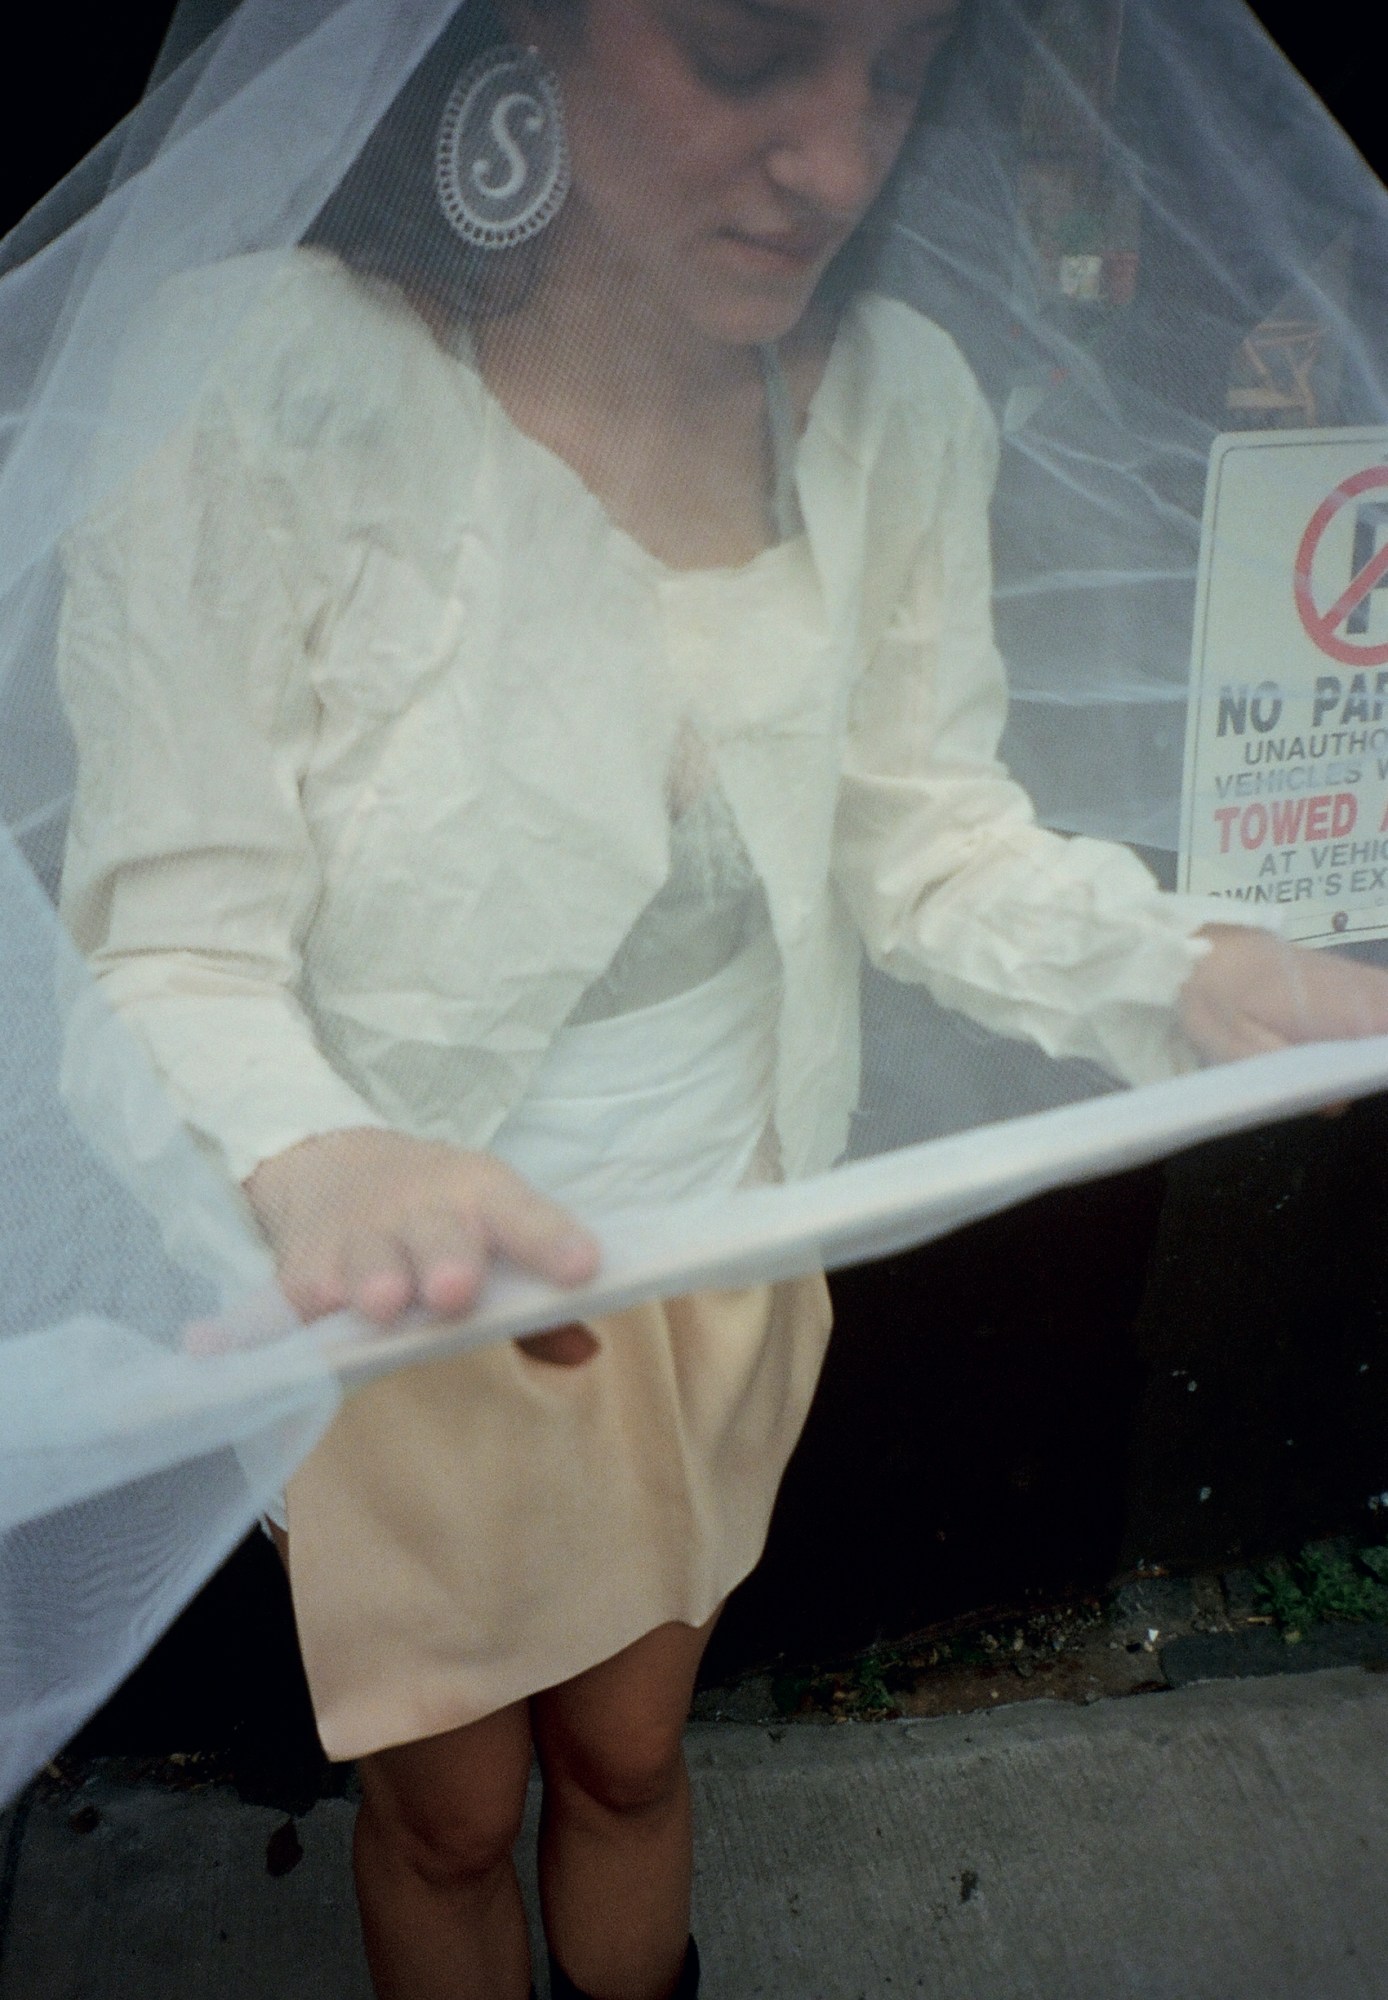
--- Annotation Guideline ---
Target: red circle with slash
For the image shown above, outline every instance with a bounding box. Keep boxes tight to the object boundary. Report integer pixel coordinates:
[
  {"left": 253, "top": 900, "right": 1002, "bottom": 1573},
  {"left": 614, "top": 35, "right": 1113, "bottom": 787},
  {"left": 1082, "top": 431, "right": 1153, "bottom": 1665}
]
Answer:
[{"left": 1294, "top": 465, "right": 1388, "bottom": 667}]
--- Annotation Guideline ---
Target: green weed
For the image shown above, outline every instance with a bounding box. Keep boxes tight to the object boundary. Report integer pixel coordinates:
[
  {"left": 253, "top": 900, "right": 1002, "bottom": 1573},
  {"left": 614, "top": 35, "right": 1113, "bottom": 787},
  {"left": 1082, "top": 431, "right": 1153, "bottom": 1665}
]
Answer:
[
  {"left": 850, "top": 1656, "right": 896, "bottom": 1716},
  {"left": 1255, "top": 1541, "right": 1388, "bottom": 1636}
]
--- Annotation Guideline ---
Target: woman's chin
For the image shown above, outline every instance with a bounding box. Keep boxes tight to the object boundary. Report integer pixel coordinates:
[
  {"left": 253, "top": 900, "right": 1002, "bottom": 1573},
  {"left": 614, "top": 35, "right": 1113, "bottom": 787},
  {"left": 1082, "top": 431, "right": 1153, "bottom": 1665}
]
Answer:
[{"left": 685, "top": 279, "right": 823, "bottom": 350}]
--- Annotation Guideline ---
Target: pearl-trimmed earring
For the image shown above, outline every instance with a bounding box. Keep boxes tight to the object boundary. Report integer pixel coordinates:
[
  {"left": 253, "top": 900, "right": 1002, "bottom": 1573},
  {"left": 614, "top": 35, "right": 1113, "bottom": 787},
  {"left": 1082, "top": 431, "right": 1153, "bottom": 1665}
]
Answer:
[{"left": 434, "top": 41, "right": 571, "bottom": 251}]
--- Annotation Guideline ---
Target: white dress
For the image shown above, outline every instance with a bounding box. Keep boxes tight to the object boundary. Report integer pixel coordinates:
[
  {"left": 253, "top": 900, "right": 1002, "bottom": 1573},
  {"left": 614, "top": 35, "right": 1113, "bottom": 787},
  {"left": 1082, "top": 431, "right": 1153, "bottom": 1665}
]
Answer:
[{"left": 56, "top": 251, "right": 1224, "bottom": 1755}]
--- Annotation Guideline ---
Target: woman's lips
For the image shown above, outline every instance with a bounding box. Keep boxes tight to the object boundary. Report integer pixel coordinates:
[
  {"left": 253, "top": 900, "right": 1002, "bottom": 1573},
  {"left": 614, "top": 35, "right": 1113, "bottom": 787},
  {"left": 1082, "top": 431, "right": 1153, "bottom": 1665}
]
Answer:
[{"left": 717, "top": 227, "right": 833, "bottom": 276}]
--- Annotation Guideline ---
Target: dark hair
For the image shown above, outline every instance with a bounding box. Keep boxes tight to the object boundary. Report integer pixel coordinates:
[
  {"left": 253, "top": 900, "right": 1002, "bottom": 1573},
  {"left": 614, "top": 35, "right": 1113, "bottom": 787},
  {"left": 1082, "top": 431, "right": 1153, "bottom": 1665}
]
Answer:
[{"left": 303, "top": 2, "right": 522, "bottom": 320}]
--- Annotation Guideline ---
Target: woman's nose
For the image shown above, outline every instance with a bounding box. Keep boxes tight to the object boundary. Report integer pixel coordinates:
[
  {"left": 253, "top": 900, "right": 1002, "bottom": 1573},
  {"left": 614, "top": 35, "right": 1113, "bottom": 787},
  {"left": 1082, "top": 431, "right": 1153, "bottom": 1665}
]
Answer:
[{"left": 764, "top": 65, "right": 885, "bottom": 222}]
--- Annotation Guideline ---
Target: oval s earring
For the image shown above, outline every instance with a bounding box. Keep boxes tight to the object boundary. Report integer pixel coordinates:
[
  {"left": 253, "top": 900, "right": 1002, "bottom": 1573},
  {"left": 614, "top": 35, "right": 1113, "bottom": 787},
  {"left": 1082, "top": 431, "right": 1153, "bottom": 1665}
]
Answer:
[{"left": 434, "top": 42, "right": 571, "bottom": 251}]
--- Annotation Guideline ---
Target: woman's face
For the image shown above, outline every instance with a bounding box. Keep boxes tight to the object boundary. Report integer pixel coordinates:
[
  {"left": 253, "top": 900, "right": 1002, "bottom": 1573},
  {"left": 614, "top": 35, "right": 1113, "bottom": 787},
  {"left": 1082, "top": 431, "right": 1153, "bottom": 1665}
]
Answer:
[{"left": 532, "top": 0, "right": 959, "bottom": 346}]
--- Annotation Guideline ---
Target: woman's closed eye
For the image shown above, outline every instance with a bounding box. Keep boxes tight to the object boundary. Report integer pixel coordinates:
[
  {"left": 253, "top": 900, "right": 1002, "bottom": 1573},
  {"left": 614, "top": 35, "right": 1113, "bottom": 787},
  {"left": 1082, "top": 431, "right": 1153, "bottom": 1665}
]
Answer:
[
  {"left": 693, "top": 44, "right": 801, "bottom": 95},
  {"left": 676, "top": 11, "right": 816, "bottom": 96}
]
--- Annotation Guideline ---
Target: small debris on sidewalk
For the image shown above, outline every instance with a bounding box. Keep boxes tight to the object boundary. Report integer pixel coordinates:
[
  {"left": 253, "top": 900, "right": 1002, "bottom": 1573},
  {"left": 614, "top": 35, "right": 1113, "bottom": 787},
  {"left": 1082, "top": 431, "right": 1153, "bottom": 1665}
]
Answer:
[
  {"left": 693, "top": 1532, "right": 1388, "bottom": 1728},
  {"left": 265, "top": 1816, "right": 303, "bottom": 1878}
]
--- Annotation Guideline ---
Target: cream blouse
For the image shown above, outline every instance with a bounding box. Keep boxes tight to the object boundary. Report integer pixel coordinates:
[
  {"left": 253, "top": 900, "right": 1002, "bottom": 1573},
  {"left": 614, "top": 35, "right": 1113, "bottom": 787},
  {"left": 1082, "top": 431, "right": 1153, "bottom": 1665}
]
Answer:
[{"left": 57, "top": 249, "right": 1226, "bottom": 1193}]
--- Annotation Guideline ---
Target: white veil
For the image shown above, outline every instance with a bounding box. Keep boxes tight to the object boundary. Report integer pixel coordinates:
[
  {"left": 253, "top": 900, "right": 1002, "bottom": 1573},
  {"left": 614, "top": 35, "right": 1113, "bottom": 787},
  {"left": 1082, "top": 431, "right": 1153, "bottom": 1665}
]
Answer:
[{"left": 4, "top": 0, "right": 1388, "bottom": 1798}]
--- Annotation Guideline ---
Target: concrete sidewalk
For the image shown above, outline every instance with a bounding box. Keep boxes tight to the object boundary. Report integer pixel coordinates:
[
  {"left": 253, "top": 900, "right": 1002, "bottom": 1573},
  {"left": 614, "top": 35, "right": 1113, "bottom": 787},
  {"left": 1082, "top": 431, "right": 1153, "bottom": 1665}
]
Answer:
[{"left": 2, "top": 1667, "right": 1386, "bottom": 1999}]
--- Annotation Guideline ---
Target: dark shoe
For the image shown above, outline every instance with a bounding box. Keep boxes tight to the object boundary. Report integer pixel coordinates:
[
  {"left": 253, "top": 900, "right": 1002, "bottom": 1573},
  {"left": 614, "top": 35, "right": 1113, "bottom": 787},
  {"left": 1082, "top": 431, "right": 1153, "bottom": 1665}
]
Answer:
[{"left": 548, "top": 1935, "right": 699, "bottom": 1999}]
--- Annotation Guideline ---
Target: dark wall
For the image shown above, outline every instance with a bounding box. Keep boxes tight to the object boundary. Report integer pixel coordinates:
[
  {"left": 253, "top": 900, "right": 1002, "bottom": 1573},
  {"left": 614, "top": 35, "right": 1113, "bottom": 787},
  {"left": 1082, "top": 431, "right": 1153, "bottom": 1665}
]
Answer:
[
  {"left": 714, "top": 1096, "right": 1388, "bottom": 1678},
  {"left": 0, "top": 12, "right": 172, "bottom": 235}
]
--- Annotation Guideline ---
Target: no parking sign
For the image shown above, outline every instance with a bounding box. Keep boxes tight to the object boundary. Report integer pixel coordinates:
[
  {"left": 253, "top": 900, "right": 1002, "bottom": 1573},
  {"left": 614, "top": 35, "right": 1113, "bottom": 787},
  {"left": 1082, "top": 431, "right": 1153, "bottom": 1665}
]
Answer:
[{"left": 1181, "top": 428, "right": 1388, "bottom": 944}]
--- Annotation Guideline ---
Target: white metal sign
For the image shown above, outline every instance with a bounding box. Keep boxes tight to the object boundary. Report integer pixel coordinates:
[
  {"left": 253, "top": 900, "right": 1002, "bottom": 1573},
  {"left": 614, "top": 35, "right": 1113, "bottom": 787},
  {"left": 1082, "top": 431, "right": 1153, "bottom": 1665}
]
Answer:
[{"left": 1181, "top": 427, "right": 1388, "bottom": 944}]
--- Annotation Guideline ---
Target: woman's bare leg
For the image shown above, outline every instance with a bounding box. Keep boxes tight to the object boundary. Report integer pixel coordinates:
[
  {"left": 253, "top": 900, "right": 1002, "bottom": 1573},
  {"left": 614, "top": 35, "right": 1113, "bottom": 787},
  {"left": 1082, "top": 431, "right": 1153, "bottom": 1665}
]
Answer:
[
  {"left": 268, "top": 1525, "right": 535, "bottom": 2000},
  {"left": 530, "top": 1610, "right": 721, "bottom": 2000},
  {"left": 269, "top": 1522, "right": 714, "bottom": 1997},
  {"left": 353, "top": 1705, "right": 536, "bottom": 2000}
]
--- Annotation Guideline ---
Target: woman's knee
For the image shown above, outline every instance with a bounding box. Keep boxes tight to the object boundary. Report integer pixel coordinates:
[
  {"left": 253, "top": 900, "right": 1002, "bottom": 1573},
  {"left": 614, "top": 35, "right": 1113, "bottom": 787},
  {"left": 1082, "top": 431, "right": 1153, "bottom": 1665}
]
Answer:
[
  {"left": 532, "top": 1617, "right": 718, "bottom": 1822},
  {"left": 538, "top": 1715, "right": 688, "bottom": 1821},
  {"left": 359, "top": 1778, "right": 528, "bottom": 1888},
  {"left": 357, "top": 1713, "right": 532, "bottom": 1888}
]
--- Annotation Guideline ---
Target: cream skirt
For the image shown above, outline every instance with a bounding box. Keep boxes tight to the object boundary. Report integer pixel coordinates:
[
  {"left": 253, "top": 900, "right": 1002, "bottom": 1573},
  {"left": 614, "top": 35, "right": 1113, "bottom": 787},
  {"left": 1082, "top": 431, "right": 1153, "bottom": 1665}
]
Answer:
[
  {"left": 284, "top": 1273, "right": 831, "bottom": 1760},
  {"left": 280, "top": 930, "right": 831, "bottom": 1759}
]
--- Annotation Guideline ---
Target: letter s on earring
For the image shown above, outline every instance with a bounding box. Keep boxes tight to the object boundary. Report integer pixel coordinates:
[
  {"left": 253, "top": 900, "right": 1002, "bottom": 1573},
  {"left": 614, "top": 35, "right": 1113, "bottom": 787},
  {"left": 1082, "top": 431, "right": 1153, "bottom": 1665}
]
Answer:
[{"left": 434, "top": 43, "right": 571, "bottom": 250}]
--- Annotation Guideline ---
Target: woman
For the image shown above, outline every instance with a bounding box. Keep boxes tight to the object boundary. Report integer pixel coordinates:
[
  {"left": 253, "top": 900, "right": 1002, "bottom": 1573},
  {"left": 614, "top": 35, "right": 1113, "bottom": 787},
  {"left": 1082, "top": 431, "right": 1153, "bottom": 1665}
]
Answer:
[{"left": 55, "top": 2, "right": 1388, "bottom": 1996}]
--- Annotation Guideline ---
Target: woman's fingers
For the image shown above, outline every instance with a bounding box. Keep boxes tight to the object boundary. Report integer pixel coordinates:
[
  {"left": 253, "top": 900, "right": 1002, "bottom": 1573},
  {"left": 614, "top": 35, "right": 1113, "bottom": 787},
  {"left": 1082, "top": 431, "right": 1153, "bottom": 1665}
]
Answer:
[
  {"left": 1183, "top": 926, "right": 1388, "bottom": 1061},
  {"left": 275, "top": 1260, "right": 347, "bottom": 1323},
  {"left": 243, "top": 1130, "right": 600, "bottom": 1328},
  {"left": 396, "top": 1208, "right": 488, "bottom": 1316},
  {"left": 477, "top": 1163, "right": 602, "bottom": 1288},
  {"left": 327, "top": 1178, "right": 596, "bottom": 1327},
  {"left": 1327, "top": 960, "right": 1388, "bottom": 1038},
  {"left": 1255, "top": 951, "right": 1388, "bottom": 1045},
  {"left": 341, "top": 1229, "right": 416, "bottom": 1324},
  {"left": 1223, "top": 1014, "right": 1290, "bottom": 1061},
  {"left": 301, "top": 1187, "right": 595, "bottom": 1328}
]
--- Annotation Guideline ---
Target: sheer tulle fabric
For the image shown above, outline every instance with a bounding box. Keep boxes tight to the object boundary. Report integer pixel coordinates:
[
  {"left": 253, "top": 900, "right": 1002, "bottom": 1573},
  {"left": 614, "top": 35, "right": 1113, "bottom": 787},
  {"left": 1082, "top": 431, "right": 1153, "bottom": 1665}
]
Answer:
[{"left": 3, "top": 0, "right": 1388, "bottom": 1795}]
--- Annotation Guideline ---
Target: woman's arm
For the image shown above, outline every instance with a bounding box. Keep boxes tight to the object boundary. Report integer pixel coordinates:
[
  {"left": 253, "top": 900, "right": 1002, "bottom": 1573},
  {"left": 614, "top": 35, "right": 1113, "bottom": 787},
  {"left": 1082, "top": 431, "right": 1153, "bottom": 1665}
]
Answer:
[
  {"left": 59, "top": 388, "right": 387, "bottom": 1181},
  {"left": 59, "top": 380, "right": 597, "bottom": 1334},
  {"left": 832, "top": 370, "right": 1388, "bottom": 1074}
]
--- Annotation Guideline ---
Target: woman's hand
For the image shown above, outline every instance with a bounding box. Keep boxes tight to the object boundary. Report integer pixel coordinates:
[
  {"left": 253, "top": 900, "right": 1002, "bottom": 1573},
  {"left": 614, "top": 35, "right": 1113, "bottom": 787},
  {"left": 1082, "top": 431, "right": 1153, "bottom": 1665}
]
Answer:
[
  {"left": 1178, "top": 923, "right": 1388, "bottom": 1063},
  {"left": 243, "top": 1128, "right": 601, "bottom": 1364}
]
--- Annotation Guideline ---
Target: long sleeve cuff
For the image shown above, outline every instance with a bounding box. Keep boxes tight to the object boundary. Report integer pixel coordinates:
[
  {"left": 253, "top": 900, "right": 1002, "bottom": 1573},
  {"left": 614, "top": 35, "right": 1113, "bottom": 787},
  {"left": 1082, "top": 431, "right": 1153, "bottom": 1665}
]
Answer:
[
  {"left": 67, "top": 967, "right": 389, "bottom": 1188},
  {"left": 871, "top": 829, "right": 1281, "bottom": 1088}
]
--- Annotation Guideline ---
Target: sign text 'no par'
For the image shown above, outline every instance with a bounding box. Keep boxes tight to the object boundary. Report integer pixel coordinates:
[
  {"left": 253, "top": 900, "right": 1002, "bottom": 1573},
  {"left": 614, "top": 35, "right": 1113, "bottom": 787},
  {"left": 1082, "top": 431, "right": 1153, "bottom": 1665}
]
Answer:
[{"left": 1181, "top": 429, "right": 1388, "bottom": 946}]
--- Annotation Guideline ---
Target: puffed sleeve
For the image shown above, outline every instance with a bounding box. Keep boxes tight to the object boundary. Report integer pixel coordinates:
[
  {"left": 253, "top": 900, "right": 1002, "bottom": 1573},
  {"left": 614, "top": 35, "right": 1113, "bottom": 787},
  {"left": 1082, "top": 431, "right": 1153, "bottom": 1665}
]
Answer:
[
  {"left": 831, "top": 373, "right": 1248, "bottom": 1086},
  {"left": 57, "top": 379, "right": 389, "bottom": 1187}
]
